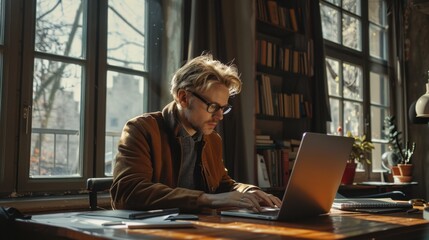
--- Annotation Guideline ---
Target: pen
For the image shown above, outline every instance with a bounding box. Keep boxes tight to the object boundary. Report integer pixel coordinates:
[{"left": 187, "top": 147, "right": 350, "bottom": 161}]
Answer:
[
  {"left": 130, "top": 208, "right": 179, "bottom": 219},
  {"left": 407, "top": 208, "right": 420, "bottom": 214},
  {"left": 102, "top": 221, "right": 125, "bottom": 226}
]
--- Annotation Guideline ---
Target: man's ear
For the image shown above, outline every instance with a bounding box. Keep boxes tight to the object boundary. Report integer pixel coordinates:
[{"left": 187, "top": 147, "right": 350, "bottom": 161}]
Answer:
[{"left": 176, "top": 89, "right": 189, "bottom": 107}]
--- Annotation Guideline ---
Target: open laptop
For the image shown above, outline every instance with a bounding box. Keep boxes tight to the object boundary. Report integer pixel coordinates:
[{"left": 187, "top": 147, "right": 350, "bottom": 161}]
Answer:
[{"left": 221, "top": 132, "right": 354, "bottom": 221}]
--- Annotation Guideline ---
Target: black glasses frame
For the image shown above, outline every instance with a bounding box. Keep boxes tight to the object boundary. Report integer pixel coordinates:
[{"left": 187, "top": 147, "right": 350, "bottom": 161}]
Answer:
[{"left": 189, "top": 91, "right": 232, "bottom": 115}]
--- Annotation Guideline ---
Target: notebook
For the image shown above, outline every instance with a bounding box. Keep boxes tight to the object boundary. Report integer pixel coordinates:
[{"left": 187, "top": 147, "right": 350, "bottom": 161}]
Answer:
[
  {"left": 221, "top": 132, "right": 354, "bottom": 221},
  {"left": 332, "top": 198, "right": 413, "bottom": 212},
  {"left": 78, "top": 208, "right": 180, "bottom": 219}
]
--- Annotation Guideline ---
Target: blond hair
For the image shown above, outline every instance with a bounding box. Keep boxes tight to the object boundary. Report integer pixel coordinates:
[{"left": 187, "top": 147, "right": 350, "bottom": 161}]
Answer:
[{"left": 170, "top": 53, "right": 242, "bottom": 99}]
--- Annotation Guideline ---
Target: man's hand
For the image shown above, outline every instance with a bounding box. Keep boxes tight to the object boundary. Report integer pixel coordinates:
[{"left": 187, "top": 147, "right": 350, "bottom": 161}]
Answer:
[
  {"left": 197, "top": 190, "right": 282, "bottom": 212},
  {"left": 247, "top": 189, "right": 282, "bottom": 208}
]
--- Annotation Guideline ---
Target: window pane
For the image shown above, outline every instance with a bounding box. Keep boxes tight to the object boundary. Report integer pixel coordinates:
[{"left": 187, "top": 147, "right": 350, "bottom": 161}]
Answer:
[
  {"left": 370, "top": 72, "right": 389, "bottom": 106},
  {"left": 343, "top": 0, "right": 361, "bottom": 15},
  {"left": 108, "top": 0, "right": 146, "bottom": 71},
  {"left": 369, "top": 0, "right": 385, "bottom": 25},
  {"left": 327, "top": 98, "right": 340, "bottom": 135},
  {"left": 343, "top": 100, "right": 363, "bottom": 135},
  {"left": 343, "top": 62, "right": 363, "bottom": 100},
  {"left": 370, "top": 106, "right": 389, "bottom": 141},
  {"left": 105, "top": 71, "right": 147, "bottom": 175},
  {"left": 320, "top": 3, "right": 340, "bottom": 44},
  {"left": 370, "top": 70, "right": 390, "bottom": 172},
  {"left": 342, "top": 13, "right": 361, "bottom": 51},
  {"left": 369, "top": 24, "right": 387, "bottom": 60},
  {"left": 326, "top": 58, "right": 341, "bottom": 97},
  {"left": 30, "top": 58, "right": 82, "bottom": 177},
  {"left": 35, "top": 0, "right": 85, "bottom": 58},
  {"left": 325, "top": 0, "right": 341, "bottom": 7},
  {"left": 372, "top": 142, "right": 386, "bottom": 172}
]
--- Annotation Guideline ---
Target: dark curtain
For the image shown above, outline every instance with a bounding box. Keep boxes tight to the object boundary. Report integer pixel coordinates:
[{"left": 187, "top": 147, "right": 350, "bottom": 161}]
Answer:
[
  {"left": 387, "top": 1, "right": 405, "bottom": 123},
  {"left": 182, "top": 0, "right": 249, "bottom": 181},
  {"left": 308, "top": 1, "right": 330, "bottom": 133}
]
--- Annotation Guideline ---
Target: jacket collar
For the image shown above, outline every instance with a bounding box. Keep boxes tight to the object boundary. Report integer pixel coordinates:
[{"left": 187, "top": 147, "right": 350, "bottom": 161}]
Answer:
[
  {"left": 162, "top": 101, "right": 181, "bottom": 137},
  {"left": 162, "top": 101, "right": 205, "bottom": 141}
]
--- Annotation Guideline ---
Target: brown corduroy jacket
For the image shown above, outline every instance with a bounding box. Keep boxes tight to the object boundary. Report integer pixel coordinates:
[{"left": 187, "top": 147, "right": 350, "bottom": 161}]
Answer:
[{"left": 110, "top": 101, "right": 257, "bottom": 212}]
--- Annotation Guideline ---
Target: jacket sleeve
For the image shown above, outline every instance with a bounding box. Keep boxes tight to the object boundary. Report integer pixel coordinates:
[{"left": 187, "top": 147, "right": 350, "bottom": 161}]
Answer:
[
  {"left": 110, "top": 115, "right": 205, "bottom": 212},
  {"left": 203, "top": 133, "right": 260, "bottom": 194},
  {"left": 216, "top": 171, "right": 260, "bottom": 193}
]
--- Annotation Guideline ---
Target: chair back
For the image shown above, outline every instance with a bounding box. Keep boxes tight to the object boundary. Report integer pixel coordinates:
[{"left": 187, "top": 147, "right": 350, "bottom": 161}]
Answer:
[{"left": 86, "top": 177, "right": 113, "bottom": 210}]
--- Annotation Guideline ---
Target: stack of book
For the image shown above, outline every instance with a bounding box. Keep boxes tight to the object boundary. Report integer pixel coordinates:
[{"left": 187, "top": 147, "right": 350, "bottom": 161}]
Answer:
[
  {"left": 255, "top": 74, "right": 312, "bottom": 118},
  {"left": 256, "top": 135, "right": 299, "bottom": 188},
  {"left": 256, "top": 148, "right": 290, "bottom": 188},
  {"left": 255, "top": 134, "right": 275, "bottom": 148}
]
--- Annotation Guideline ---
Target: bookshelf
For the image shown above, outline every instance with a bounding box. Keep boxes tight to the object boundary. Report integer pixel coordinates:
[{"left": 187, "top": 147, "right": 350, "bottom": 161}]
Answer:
[{"left": 255, "top": 0, "right": 314, "bottom": 190}]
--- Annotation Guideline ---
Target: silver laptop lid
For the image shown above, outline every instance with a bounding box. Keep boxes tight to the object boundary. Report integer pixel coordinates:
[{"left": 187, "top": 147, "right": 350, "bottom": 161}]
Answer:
[{"left": 277, "top": 132, "right": 354, "bottom": 220}]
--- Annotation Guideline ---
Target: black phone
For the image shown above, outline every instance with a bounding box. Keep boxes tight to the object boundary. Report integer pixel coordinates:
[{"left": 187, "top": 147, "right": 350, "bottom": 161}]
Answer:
[{"left": 166, "top": 214, "right": 199, "bottom": 221}]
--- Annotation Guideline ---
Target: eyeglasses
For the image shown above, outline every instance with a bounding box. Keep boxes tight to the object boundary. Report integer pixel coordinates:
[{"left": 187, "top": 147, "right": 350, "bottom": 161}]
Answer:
[{"left": 189, "top": 91, "right": 232, "bottom": 115}]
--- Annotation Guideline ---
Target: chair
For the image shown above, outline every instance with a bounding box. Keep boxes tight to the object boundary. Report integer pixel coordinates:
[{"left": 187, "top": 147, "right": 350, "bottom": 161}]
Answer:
[{"left": 86, "top": 177, "right": 113, "bottom": 210}]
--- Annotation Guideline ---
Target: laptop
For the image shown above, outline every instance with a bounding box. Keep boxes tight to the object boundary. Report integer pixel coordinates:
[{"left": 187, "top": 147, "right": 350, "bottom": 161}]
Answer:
[{"left": 221, "top": 132, "right": 354, "bottom": 221}]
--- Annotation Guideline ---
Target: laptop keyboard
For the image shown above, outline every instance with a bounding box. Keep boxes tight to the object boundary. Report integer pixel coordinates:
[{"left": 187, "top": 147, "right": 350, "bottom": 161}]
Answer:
[{"left": 253, "top": 207, "right": 280, "bottom": 216}]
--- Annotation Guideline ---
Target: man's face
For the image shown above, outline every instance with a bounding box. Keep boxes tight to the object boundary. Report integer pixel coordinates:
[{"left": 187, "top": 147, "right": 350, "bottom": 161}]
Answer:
[{"left": 182, "top": 84, "right": 230, "bottom": 135}]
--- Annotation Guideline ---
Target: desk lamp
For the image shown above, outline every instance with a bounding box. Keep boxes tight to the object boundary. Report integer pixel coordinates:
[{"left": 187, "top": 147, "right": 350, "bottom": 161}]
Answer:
[{"left": 415, "top": 70, "right": 429, "bottom": 118}]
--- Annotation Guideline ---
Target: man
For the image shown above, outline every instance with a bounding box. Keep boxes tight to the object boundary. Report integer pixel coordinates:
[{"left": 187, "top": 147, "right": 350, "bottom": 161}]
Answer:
[{"left": 111, "top": 53, "right": 281, "bottom": 212}]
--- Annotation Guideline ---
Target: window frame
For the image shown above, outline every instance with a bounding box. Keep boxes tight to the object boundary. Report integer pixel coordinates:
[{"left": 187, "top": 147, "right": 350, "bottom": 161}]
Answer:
[
  {"left": 0, "top": 0, "right": 23, "bottom": 194},
  {"left": 0, "top": 0, "right": 163, "bottom": 195},
  {"left": 321, "top": 0, "right": 391, "bottom": 181},
  {"left": 16, "top": 0, "right": 96, "bottom": 192}
]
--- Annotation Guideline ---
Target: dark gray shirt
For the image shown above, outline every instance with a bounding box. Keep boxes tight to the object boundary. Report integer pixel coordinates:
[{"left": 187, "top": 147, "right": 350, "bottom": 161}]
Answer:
[{"left": 177, "top": 127, "right": 203, "bottom": 190}]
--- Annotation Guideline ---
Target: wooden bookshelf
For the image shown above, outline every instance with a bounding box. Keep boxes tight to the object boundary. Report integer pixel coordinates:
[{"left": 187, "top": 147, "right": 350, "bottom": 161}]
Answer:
[{"left": 254, "top": 0, "right": 314, "bottom": 190}]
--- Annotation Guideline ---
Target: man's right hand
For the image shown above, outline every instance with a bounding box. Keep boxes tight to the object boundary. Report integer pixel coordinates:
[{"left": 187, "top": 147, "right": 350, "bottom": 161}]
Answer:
[{"left": 197, "top": 192, "right": 263, "bottom": 212}]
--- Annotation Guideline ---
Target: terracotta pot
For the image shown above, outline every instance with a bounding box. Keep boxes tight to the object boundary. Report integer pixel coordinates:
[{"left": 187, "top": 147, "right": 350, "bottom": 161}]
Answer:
[
  {"left": 398, "top": 164, "right": 413, "bottom": 176},
  {"left": 391, "top": 166, "right": 401, "bottom": 183},
  {"left": 341, "top": 162, "right": 357, "bottom": 185},
  {"left": 393, "top": 176, "right": 413, "bottom": 183},
  {"left": 391, "top": 166, "right": 401, "bottom": 176}
]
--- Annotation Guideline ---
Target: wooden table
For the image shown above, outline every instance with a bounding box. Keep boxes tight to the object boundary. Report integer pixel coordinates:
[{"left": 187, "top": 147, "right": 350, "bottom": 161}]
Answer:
[{"left": 11, "top": 208, "right": 429, "bottom": 239}]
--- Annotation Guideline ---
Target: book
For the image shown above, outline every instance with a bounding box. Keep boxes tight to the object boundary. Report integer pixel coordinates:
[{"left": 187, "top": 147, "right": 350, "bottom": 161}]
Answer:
[
  {"left": 256, "top": 139, "right": 274, "bottom": 144},
  {"left": 266, "top": 0, "right": 280, "bottom": 25},
  {"left": 257, "top": 154, "right": 271, "bottom": 188},
  {"left": 281, "top": 149, "right": 290, "bottom": 186},
  {"left": 127, "top": 221, "right": 194, "bottom": 229},
  {"left": 332, "top": 198, "right": 413, "bottom": 211},
  {"left": 289, "top": 8, "right": 299, "bottom": 32},
  {"left": 256, "top": 135, "right": 271, "bottom": 140}
]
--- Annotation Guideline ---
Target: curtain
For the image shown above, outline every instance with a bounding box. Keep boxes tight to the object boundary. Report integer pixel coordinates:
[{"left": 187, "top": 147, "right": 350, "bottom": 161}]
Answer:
[
  {"left": 308, "top": 1, "right": 330, "bottom": 133},
  {"left": 183, "top": 0, "right": 255, "bottom": 183},
  {"left": 159, "top": 0, "right": 184, "bottom": 107},
  {"left": 387, "top": 1, "right": 407, "bottom": 129}
]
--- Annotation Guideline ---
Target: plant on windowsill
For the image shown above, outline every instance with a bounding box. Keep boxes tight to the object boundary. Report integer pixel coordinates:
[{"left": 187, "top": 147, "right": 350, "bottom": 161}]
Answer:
[
  {"left": 347, "top": 131, "right": 375, "bottom": 165},
  {"left": 340, "top": 130, "right": 374, "bottom": 185},
  {"left": 383, "top": 115, "right": 416, "bottom": 183}
]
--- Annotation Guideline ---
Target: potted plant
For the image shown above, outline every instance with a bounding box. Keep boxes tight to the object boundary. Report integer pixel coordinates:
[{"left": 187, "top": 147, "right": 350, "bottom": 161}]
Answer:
[
  {"left": 383, "top": 115, "right": 416, "bottom": 182},
  {"left": 341, "top": 131, "right": 374, "bottom": 185}
]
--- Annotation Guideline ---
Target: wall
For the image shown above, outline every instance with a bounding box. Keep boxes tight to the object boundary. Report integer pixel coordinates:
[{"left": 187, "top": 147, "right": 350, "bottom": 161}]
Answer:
[{"left": 405, "top": 6, "right": 429, "bottom": 199}]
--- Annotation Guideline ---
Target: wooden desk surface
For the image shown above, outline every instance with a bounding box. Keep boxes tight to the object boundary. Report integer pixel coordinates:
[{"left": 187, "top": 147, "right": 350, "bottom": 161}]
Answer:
[{"left": 13, "top": 209, "right": 429, "bottom": 240}]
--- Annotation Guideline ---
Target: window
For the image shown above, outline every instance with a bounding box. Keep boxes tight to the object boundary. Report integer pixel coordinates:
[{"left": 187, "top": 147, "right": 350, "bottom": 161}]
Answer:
[
  {"left": 0, "top": 0, "right": 162, "bottom": 195},
  {"left": 320, "top": 0, "right": 390, "bottom": 180}
]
